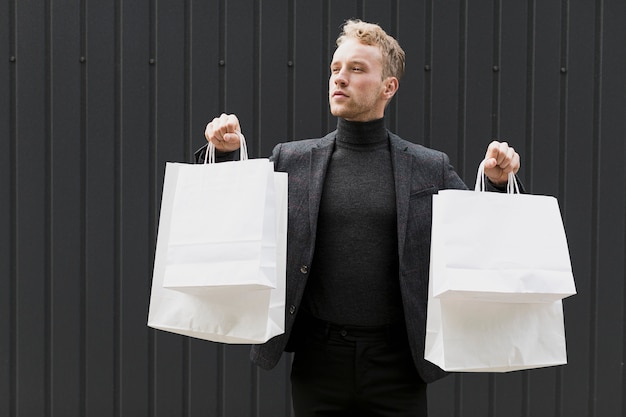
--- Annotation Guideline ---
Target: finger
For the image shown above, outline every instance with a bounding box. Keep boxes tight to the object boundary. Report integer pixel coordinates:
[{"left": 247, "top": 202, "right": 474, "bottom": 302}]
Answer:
[
  {"left": 483, "top": 157, "right": 498, "bottom": 169},
  {"left": 485, "top": 140, "right": 504, "bottom": 159},
  {"left": 496, "top": 147, "right": 515, "bottom": 171},
  {"left": 205, "top": 114, "right": 239, "bottom": 143},
  {"left": 223, "top": 131, "right": 242, "bottom": 144},
  {"left": 214, "top": 113, "right": 230, "bottom": 140},
  {"left": 218, "top": 114, "right": 240, "bottom": 137},
  {"left": 495, "top": 142, "right": 511, "bottom": 166},
  {"left": 488, "top": 141, "right": 516, "bottom": 167},
  {"left": 486, "top": 150, "right": 520, "bottom": 181},
  {"left": 205, "top": 117, "right": 223, "bottom": 143},
  {"left": 509, "top": 151, "right": 520, "bottom": 175}
]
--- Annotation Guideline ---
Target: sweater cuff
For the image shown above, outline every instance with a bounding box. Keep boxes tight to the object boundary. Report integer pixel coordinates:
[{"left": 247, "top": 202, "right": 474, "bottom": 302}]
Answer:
[
  {"left": 193, "top": 144, "right": 238, "bottom": 164},
  {"left": 485, "top": 175, "right": 526, "bottom": 193}
]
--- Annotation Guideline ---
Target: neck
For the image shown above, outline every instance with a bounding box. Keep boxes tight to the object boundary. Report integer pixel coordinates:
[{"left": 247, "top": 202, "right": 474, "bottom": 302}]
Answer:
[{"left": 336, "top": 117, "right": 387, "bottom": 145}]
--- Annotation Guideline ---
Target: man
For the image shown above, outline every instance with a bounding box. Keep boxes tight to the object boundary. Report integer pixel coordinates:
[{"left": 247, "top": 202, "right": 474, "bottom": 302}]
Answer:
[{"left": 200, "top": 20, "right": 520, "bottom": 417}]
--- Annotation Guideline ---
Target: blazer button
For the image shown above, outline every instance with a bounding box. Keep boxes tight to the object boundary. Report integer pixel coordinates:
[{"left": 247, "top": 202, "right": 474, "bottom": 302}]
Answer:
[
  {"left": 289, "top": 305, "right": 297, "bottom": 315},
  {"left": 300, "top": 265, "right": 309, "bottom": 274}
]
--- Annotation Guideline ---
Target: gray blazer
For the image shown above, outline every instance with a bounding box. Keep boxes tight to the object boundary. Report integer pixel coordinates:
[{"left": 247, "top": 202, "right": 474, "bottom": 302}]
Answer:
[{"left": 249, "top": 130, "right": 474, "bottom": 384}]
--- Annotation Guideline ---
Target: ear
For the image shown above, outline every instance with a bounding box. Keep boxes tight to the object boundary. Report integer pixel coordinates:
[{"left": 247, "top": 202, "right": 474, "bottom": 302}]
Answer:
[{"left": 382, "top": 77, "right": 399, "bottom": 100}]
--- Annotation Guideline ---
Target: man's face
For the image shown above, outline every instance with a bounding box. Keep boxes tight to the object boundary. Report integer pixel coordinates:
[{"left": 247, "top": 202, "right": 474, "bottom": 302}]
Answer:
[{"left": 329, "top": 38, "right": 393, "bottom": 122}]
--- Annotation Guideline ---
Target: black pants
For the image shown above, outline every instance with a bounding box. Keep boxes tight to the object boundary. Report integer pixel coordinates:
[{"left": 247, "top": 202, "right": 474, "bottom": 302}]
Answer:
[{"left": 290, "top": 319, "right": 428, "bottom": 417}]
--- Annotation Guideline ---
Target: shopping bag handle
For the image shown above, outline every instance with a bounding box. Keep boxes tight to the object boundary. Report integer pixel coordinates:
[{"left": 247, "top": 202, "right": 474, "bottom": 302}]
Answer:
[
  {"left": 474, "top": 159, "right": 520, "bottom": 194},
  {"left": 204, "top": 131, "right": 248, "bottom": 164}
]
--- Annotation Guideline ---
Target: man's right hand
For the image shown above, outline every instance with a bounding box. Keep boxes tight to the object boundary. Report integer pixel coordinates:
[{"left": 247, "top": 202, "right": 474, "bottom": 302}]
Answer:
[{"left": 204, "top": 113, "right": 242, "bottom": 152}]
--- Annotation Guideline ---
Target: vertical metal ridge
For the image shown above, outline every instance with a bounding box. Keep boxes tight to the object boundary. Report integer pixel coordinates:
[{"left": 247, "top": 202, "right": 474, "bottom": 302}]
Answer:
[
  {"left": 184, "top": 0, "right": 192, "bottom": 161},
  {"left": 252, "top": 0, "right": 261, "bottom": 368},
  {"left": 488, "top": 1, "right": 502, "bottom": 411},
  {"left": 454, "top": 374, "right": 463, "bottom": 417},
  {"left": 322, "top": 0, "right": 330, "bottom": 133},
  {"left": 287, "top": 0, "right": 295, "bottom": 140},
  {"left": 252, "top": 0, "right": 260, "bottom": 158},
  {"left": 491, "top": 0, "right": 501, "bottom": 138},
  {"left": 488, "top": 376, "right": 496, "bottom": 417},
  {"left": 182, "top": 1, "right": 192, "bottom": 411},
  {"left": 216, "top": 3, "right": 226, "bottom": 413},
  {"left": 181, "top": 338, "right": 189, "bottom": 417},
  {"left": 9, "top": 0, "right": 17, "bottom": 414},
  {"left": 456, "top": 0, "right": 467, "bottom": 178},
  {"left": 44, "top": 0, "right": 53, "bottom": 414},
  {"left": 588, "top": 0, "right": 604, "bottom": 416},
  {"left": 147, "top": 0, "right": 157, "bottom": 414},
  {"left": 218, "top": 344, "right": 225, "bottom": 416},
  {"left": 423, "top": 0, "right": 433, "bottom": 148},
  {"left": 521, "top": 372, "right": 530, "bottom": 417},
  {"left": 522, "top": 16, "right": 540, "bottom": 409},
  {"left": 623, "top": 147, "right": 626, "bottom": 417},
  {"left": 524, "top": 0, "right": 536, "bottom": 189},
  {"left": 252, "top": 360, "right": 259, "bottom": 417},
  {"left": 558, "top": 0, "right": 569, "bottom": 209},
  {"left": 148, "top": 0, "right": 157, "bottom": 222},
  {"left": 388, "top": 0, "right": 399, "bottom": 132},
  {"left": 79, "top": 0, "right": 88, "bottom": 414},
  {"left": 219, "top": 0, "right": 226, "bottom": 111},
  {"left": 618, "top": 0, "right": 626, "bottom": 385},
  {"left": 185, "top": 341, "right": 192, "bottom": 417},
  {"left": 555, "top": 5, "right": 570, "bottom": 415},
  {"left": 113, "top": 0, "right": 123, "bottom": 415}
]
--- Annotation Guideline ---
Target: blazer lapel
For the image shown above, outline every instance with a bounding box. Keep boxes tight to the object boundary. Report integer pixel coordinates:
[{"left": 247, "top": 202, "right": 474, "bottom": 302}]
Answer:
[
  {"left": 308, "top": 134, "right": 335, "bottom": 234},
  {"left": 390, "top": 135, "right": 413, "bottom": 269}
]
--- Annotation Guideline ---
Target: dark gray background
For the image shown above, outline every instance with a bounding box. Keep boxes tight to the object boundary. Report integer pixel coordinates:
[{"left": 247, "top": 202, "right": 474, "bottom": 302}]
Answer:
[{"left": 1, "top": 0, "right": 625, "bottom": 416}]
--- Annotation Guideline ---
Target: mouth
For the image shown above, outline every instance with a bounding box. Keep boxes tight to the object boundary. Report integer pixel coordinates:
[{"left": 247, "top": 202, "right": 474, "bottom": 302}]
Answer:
[{"left": 332, "top": 90, "right": 348, "bottom": 98}]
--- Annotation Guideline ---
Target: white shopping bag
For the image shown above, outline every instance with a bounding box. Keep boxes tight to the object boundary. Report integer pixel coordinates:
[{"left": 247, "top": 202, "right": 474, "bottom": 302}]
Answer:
[
  {"left": 425, "top": 160, "right": 571, "bottom": 372},
  {"left": 148, "top": 135, "right": 287, "bottom": 344},
  {"left": 430, "top": 161, "right": 576, "bottom": 303},
  {"left": 424, "top": 285, "right": 568, "bottom": 372}
]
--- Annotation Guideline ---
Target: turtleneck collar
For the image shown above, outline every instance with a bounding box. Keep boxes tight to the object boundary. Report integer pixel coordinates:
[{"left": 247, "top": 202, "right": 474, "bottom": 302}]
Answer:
[{"left": 336, "top": 117, "right": 388, "bottom": 146}]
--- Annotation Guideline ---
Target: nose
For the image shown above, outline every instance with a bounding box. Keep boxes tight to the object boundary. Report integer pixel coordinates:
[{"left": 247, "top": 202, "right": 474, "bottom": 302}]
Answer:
[{"left": 332, "top": 68, "right": 348, "bottom": 86}]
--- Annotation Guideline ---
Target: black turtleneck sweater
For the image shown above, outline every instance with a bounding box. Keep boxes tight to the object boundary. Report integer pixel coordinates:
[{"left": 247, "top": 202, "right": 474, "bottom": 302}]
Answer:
[{"left": 302, "top": 118, "right": 403, "bottom": 326}]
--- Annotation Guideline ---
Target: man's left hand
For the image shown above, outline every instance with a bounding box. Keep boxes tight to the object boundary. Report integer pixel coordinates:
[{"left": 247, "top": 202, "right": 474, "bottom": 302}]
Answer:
[{"left": 483, "top": 141, "right": 521, "bottom": 186}]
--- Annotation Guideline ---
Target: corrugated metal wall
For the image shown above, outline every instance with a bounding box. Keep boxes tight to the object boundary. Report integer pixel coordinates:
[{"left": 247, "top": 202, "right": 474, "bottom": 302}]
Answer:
[{"left": 1, "top": 0, "right": 625, "bottom": 416}]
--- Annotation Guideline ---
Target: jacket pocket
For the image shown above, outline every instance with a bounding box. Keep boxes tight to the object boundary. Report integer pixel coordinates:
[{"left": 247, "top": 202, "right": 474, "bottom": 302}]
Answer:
[
  {"left": 409, "top": 185, "right": 438, "bottom": 200},
  {"left": 404, "top": 186, "right": 437, "bottom": 275},
  {"left": 408, "top": 185, "right": 438, "bottom": 216}
]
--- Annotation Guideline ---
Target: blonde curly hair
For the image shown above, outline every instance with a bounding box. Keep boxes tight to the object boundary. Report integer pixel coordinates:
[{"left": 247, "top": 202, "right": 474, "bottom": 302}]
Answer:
[{"left": 336, "top": 19, "right": 406, "bottom": 81}]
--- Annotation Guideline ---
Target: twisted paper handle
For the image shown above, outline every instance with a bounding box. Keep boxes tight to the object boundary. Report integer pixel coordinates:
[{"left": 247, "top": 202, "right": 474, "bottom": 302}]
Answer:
[
  {"left": 204, "top": 131, "right": 248, "bottom": 164},
  {"left": 474, "top": 159, "right": 520, "bottom": 194}
]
